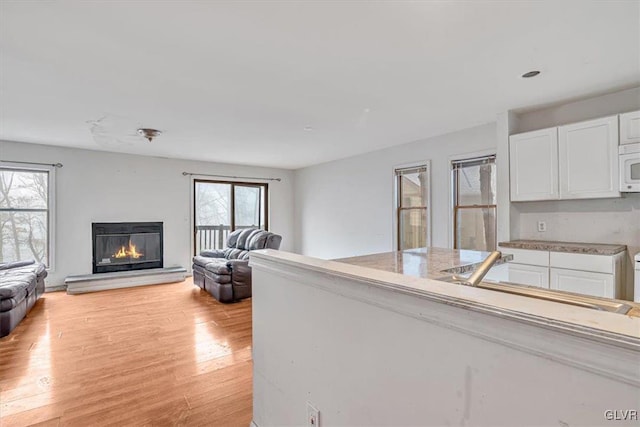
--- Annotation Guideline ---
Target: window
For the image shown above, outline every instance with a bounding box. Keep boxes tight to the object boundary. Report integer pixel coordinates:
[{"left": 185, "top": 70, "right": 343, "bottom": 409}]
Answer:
[
  {"left": 0, "top": 167, "right": 54, "bottom": 267},
  {"left": 452, "top": 155, "right": 497, "bottom": 251},
  {"left": 395, "top": 165, "right": 429, "bottom": 250},
  {"left": 193, "top": 180, "right": 268, "bottom": 253}
]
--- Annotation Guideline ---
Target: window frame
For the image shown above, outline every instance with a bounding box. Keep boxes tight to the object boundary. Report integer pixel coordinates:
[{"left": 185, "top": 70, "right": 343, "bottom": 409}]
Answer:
[
  {"left": 393, "top": 161, "right": 431, "bottom": 251},
  {"left": 191, "top": 178, "right": 269, "bottom": 255},
  {"left": 451, "top": 154, "right": 497, "bottom": 251},
  {"left": 0, "top": 163, "right": 56, "bottom": 271}
]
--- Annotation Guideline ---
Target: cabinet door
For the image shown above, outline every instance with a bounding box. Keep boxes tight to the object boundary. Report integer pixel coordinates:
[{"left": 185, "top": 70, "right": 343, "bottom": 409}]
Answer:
[
  {"left": 506, "top": 264, "right": 549, "bottom": 288},
  {"left": 509, "top": 128, "right": 559, "bottom": 201},
  {"left": 619, "top": 110, "right": 640, "bottom": 145},
  {"left": 558, "top": 115, "right": 620, "bottom": 199},
  {"left": 550, "top": 268, "right": 615, "bottom": 298}
]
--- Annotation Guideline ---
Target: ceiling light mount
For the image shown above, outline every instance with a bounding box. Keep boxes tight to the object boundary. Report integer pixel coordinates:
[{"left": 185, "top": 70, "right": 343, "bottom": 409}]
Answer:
[
  {"left": 137, "top": 128, "right": 162, "bottom": 142},
  {"left": 521, "top": 70, "right": 541, "bottom": 78}
]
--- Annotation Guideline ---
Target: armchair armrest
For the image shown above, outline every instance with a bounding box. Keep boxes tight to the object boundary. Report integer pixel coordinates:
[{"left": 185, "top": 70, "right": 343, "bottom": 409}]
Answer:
[
  {"left": 226, "top": 259, "right": 252, "bottom": 298},
  {"left": 226, "top": 259, "right": 251, "bottom": 279},
  {"left": 226, "top": 259, "right": 250, "bottom": 270},
  {"left": 200, "top": 249, "right": 226, "bottom": 258}
]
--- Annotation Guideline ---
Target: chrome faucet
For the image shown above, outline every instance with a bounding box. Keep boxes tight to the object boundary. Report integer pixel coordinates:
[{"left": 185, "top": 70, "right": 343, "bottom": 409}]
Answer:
[{"left": 452, "top": 251, "right": 502, "bottom": 287}]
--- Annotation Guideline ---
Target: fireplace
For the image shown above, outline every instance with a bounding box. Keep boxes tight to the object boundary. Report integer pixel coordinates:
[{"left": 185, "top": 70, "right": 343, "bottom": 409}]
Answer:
[{"left": 92, "top": 222, "right": 163, "bottom": 274}]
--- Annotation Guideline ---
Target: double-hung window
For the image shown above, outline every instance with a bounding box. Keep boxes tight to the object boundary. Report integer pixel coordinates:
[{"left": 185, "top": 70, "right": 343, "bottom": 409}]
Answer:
[
  {"left": 452, "top": 155, "right": 497, "bottom": 251},
  {"left": 395, "top": 165, "right": 429, "bottom": 250},
  {"left": 0, "top": 166, "right": 54, "bottom": 267}
]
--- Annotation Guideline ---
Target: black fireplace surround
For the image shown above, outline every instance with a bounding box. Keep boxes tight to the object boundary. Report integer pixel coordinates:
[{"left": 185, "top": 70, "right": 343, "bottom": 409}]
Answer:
[{"left": 92, "top": 222, "right": 163, "bottom": 274}]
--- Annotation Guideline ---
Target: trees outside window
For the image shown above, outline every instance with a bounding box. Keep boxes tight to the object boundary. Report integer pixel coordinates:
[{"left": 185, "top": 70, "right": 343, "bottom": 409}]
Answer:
[
  {"left": 194, "top": 180, "right": 268, "bottom": 253},
  {"left": 395, "top": 165, "right": 429, "bottom": 250},
  {"left": 0, "top": 168, "right": 51, "bottom": 266},
  {"left": 452, "top": 155, "right": 497, "bottom": 252}
]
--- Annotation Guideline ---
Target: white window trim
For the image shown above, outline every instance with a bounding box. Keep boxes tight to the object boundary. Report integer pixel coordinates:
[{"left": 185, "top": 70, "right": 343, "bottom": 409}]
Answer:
[
  {"left": 0, "top": 162, "right": 57, "bottom": 272},
  {"left": 448, "top": 149, "right": 497, "bottom": 250},
  {"left": 392, "top": 160, "right": 432, "bottom": 251}
]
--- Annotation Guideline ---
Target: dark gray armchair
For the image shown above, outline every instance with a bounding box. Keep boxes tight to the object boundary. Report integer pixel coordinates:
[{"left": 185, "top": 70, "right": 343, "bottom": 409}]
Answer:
[{"left": 192, "top": 228, "right": 282, "bottom": 302}]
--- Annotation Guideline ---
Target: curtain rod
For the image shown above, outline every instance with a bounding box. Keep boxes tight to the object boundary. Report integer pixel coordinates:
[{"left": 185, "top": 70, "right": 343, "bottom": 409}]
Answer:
[
  {"left": 1, "top": 160, "right": 63, "bottom": 168},
  {"left": 182, "top": 172, "right": 281, "bottom": 182}
]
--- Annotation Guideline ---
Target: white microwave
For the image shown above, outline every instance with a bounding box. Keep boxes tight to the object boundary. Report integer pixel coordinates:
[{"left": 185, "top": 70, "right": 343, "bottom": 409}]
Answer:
[{"left": 620, "top": 142, "right": 640, "bottom": 192}]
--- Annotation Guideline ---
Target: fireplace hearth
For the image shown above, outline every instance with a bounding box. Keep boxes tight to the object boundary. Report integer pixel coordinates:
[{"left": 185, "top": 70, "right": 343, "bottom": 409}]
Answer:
[{"left": 92, "top": 222, "right": 163, "bottom": 274}]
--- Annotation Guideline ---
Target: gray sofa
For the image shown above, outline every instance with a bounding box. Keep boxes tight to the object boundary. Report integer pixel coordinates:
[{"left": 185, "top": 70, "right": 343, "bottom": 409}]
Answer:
[
  {"left": 192, "top": 228, "right": 282, "bottom": 302},
  {"left": 0, "top": 260, "right": 47, "bottom": 337}
]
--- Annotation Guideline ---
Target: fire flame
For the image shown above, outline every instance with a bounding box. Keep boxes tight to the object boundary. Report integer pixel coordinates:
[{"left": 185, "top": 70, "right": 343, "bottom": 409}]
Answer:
[{"left": 113, "top": 242, "right": 144, "bottom": 259}]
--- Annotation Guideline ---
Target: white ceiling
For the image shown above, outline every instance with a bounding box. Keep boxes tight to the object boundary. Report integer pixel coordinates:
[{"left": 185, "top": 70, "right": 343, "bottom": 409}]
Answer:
[{"left": 1, "top": 1, "right": 639, "bottom": 170}]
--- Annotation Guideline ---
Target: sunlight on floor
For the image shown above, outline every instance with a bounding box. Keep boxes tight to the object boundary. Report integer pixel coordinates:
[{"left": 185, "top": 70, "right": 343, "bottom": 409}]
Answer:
[{"left": 194, "top": 317, "right": 231, "bottom": 364}]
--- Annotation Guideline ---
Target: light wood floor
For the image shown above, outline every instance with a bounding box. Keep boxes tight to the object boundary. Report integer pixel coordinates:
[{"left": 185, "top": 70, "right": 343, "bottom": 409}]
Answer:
[{"left": 0, "top": 279, "right": 253, "bottom": 426}]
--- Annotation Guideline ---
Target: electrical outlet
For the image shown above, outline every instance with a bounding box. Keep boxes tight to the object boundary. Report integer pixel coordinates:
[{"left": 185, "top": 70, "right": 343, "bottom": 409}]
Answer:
[
  {"left": 307, "top": 402, "right": 320, "bottom": 427},
  {"left": 537, "top": 221, "right": 547, "bottom": 232}
]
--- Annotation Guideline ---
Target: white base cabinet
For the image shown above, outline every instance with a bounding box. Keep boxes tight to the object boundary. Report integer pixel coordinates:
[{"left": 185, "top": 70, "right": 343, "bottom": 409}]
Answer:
[
  {"left": 550, "top": 268, "right": 615, "bottom": 298},
  {"left": 497, "top": 246, "right": 625, "bottom": 299},
  {"left": 508, "top": 264, "right": 550, "bottom": 288}
]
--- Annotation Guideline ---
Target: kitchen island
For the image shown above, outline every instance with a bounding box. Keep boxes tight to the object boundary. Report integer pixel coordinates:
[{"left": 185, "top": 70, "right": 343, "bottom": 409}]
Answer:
[{"left": 249, "top": 248, "right": 640, "bottom": 427}]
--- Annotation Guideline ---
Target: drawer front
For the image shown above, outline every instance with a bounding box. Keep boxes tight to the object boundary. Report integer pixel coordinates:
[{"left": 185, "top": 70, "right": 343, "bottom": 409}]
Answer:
[
  {"left": 550, "top": 268, "right": 615, "bottom": 298},
  {"left": 498, "top": 247, "right": 549, "bottom": 266},
  {"left": 507, "top": 264, "right": 550, "bottom": 288},
  {"left": 549, "top": 252, "right": 613, "bottom": 274}
]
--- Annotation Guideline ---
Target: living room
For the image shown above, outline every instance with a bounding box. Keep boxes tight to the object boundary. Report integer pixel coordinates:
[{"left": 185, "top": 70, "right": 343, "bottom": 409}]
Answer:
[{"left": 2, "top": 1, "right": 640, "bottom": 426}]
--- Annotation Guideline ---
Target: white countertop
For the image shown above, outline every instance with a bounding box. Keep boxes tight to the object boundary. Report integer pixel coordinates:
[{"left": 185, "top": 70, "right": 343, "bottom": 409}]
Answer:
[{"left": 251, "top": 250, "right": 640, "bottom": 344}]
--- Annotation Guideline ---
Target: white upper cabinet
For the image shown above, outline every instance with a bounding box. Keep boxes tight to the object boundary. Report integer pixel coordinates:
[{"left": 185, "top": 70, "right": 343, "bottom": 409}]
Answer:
[
  {"left": 619, "top": 110, "right": 640, "bottom": 144},
  {"left": 558, "top": 115, "right": 620, "bottom": 199},
  {"left": 509, "top": 128, "right": 559, "bottom": 201}
]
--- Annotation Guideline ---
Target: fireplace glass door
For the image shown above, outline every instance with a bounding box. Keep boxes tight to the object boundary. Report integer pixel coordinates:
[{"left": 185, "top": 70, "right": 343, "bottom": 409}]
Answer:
[
  {"left": 92, "top": 222, "right": 163, "bottom": 274},
  {"left": 95, "top": 232, "right": 161, "bottom": 267}
]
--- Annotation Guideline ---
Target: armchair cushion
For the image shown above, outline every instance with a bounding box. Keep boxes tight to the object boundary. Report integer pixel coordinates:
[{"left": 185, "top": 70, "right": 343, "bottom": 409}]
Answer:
[
  {"left": 203, "top": 271, "right": 231, "bottom": 284},
  {"left": 199, "top": 249, "right": 225, "bottom": 258},
  {"left": 0, "top": 273, "right": 36, "bottom": 300},
  {"left": 204, "top": 261, "right": 231, "bottom": 275},
  {"left": 193, "top": 255, "right": 223, "bottom": 268}
]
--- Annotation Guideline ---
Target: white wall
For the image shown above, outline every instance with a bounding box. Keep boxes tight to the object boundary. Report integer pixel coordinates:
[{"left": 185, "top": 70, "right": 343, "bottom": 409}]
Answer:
[
  {"left": 0, "top": 140, "right": 294, "bottom": 287},
  {"left": 507, "top": 87, "right": 640, "bottom": 299},
  {"left": 294, "top": 123, "right": 497, "bottom": 258}
]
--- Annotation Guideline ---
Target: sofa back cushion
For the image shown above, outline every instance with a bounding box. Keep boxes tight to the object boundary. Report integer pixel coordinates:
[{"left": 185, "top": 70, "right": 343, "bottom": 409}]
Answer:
[{"left": 222, "top": 228, "right": 282, "bottom": 259}]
